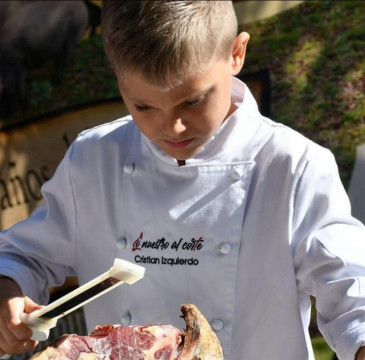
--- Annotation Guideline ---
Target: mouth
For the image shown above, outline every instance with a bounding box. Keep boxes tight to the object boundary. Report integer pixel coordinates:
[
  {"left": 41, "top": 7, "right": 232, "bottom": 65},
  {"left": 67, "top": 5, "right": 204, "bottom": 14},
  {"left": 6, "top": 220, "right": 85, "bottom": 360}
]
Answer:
[{"left": 163, "top": 138, "right": 195, "bottom": 149}]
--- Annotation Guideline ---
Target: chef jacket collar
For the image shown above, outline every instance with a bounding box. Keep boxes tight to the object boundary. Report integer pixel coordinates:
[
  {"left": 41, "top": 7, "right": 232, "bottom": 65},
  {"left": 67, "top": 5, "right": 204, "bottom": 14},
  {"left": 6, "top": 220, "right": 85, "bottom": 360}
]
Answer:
[{"left": 141, "top": 77, "right": 261, "bottom": 166}]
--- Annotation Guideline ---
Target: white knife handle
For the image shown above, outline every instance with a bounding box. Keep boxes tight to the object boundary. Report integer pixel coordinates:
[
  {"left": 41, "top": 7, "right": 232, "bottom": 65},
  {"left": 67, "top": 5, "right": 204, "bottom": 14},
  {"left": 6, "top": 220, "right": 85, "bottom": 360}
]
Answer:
[
  {"left": 110, "top": 258, "right": 145, "bottom": 283},
  {"left": 29, "top": 326, "right": 49, "bottom": 342},
  {"left": 20, "top": 313, "right": 57, "bottom": 341}
]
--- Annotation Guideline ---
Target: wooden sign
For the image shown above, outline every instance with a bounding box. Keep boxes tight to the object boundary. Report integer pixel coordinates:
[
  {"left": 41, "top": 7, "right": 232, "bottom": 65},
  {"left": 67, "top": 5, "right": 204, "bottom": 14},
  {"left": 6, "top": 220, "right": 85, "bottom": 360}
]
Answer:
[{"left": 0, "top": 101, "right": 128, "bottom": 230}]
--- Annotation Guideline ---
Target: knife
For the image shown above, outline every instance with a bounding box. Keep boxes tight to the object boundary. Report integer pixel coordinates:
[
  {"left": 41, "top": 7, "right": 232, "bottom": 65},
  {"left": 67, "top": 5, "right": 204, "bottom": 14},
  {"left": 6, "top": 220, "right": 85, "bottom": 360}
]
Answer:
[{"left": 21, "top": 258, "right": 145, "bottom": 342}]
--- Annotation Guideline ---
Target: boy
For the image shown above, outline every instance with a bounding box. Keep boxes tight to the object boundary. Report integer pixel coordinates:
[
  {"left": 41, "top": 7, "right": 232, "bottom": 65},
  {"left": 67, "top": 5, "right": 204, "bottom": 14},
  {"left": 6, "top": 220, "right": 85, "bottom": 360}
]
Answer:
[{"left": 1, "top": 1, "right": 365, "bottom": 359}]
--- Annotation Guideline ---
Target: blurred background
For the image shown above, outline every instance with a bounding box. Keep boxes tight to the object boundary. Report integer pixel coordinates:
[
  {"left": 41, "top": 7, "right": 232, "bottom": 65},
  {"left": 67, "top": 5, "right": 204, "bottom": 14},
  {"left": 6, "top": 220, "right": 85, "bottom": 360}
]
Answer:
[{"left": 0, "top": 1, "right": 364, "bottom": 359}]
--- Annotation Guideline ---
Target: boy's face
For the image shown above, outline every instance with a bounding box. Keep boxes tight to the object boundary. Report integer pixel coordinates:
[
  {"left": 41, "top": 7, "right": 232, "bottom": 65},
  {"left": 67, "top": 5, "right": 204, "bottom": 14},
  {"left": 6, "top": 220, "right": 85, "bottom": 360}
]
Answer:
[{"left": 117, "top": 33, "right": 249, "bottom": 162}]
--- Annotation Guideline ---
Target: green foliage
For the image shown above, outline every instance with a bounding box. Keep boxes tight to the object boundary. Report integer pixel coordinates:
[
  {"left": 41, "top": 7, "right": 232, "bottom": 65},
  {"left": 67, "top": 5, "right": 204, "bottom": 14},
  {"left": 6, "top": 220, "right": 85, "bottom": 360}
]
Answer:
[
  {"left": 1, "top": 1, "right": 363, "bottom": 187},
  {"left": 242, "top": 0, "right": 365, "bottom": 187},
  {"left": 0, "top": 35, "right": 119, "bottom": 127},
  {"left": 29, "top": 80, "right": 53, "bottom": 110}
]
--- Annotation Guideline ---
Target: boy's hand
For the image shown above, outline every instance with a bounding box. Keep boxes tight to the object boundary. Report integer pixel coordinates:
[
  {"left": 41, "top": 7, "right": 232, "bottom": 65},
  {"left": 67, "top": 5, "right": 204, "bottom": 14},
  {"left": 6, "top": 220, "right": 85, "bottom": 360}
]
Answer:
[
  {"left": 0, "top": 277, "right": 42, "bottom": 356},
  {"left": 356, "top": 346, "right": 365, "bottom": 360}
]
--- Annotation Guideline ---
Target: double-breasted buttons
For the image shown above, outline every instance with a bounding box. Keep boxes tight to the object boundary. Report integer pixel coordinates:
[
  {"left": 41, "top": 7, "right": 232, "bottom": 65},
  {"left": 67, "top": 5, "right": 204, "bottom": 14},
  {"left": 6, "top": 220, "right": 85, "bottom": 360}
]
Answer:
[
  {"left": 121, "top": 311, "right": 132, "bottom": 325},
  {"left": 211, "top": 319, "right": 224, "bottom": 331},
  {"left": 123, "top": 162, "right": 135, "bottom": 175},
  {"left": 217, "top": 242, "right": 232, "bottom": 255},
  {"left": 114, "top": 158, "right": 253, "bottom": 358}
]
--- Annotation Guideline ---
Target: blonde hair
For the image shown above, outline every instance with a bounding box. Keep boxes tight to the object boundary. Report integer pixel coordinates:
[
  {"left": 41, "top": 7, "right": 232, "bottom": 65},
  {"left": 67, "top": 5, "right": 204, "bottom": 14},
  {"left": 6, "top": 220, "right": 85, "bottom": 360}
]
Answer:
[{"left": 102, "top": 0, "right": 238, "bottom": 88}]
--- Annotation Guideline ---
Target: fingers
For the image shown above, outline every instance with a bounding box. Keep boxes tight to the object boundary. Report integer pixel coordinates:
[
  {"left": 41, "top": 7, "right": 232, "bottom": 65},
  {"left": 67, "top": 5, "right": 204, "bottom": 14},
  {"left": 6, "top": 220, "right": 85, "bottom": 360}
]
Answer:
[
  {"left": 0, "top": 330, "right": 38, "bottom": 356},
  {"left": 24, "top": 296, "right": 44, "bottom": 314},
  {"left": 0, "top": 318, "right": 39, "bottom": 355},
  {"left": 0, "top": 296, "right": 40, "bottom": 355}
]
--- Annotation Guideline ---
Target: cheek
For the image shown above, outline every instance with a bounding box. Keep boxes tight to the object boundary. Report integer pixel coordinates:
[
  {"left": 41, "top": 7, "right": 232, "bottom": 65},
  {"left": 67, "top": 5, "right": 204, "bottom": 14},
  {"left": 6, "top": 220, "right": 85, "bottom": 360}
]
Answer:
[
  {"left": 201, "top": 101, "right": 230, "bottom": 129},
  {"left": 204, "top": 89, "right": 232, "bottom": 124},
  {"left": 131, "top": 113, "right": 159, "bottom": 138},
  {"left": 192, "top": 111, "right": 223, "bottom": 134}
]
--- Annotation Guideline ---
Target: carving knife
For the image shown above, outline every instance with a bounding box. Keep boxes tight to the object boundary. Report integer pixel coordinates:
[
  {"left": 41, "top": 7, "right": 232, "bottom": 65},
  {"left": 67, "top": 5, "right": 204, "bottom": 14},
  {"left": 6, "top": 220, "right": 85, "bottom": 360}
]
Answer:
[{"left": 21, "top": 258, "right": 145, "bottom": 342}]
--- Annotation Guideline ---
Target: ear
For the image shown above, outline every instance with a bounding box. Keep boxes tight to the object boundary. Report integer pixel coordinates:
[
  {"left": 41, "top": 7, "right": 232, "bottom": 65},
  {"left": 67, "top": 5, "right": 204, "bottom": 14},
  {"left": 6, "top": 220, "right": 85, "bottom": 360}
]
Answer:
[{"left": 230, "top": 32, "right": 250, "bottom": 76}]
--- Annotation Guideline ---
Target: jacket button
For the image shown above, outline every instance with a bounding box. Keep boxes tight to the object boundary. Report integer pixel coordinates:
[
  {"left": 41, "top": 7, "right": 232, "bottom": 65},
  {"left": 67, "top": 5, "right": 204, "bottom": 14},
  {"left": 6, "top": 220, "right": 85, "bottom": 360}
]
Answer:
[
  {"left": 123, "top": 162, "right": 135, "bottom": 175},
  {"left": 217, "top": 242, "right": 232, "bottom": 255},
  {"left": 121, "top": 311, "right": 132, "bottom": 325},
  {"left": 231, "top": 167, "right": 243, "bottom": 180},
  {"left": 117, "top": 236, "right": 127, "bottom": 249},
  {"left": 211, "top": 319, "right": 224, "bottom": 331}
]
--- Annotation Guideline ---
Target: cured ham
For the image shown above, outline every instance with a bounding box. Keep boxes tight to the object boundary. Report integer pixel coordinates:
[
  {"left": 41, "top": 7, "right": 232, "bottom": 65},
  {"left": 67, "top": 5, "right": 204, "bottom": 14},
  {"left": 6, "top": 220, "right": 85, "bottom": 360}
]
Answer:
[{"left": 30, "top": 304, "right": 224, "bottom": 360}]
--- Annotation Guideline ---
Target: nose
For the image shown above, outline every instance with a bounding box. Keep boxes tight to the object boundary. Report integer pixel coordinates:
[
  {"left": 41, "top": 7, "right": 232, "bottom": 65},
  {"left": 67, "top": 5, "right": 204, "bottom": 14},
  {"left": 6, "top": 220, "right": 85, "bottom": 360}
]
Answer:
[{"left": 161, "top": 113, "right": 187, "bottom": 135}]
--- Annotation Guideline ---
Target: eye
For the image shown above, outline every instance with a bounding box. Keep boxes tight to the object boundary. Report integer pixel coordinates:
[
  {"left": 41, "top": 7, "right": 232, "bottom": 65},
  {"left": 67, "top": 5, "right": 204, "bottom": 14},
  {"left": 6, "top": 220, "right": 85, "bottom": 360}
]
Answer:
[
  {"left": 185, "top": 95, "right": 206, "bottom": 108},
  {"left": 134, "top": 104, "right": 150, "bottom": 112}
]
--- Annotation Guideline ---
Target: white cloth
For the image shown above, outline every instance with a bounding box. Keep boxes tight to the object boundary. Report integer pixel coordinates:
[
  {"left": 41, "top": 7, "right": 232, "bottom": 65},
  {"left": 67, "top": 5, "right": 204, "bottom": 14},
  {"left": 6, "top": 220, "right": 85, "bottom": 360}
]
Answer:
[{"left": 1, "top": 77, "right": 365, "bottom": 360}]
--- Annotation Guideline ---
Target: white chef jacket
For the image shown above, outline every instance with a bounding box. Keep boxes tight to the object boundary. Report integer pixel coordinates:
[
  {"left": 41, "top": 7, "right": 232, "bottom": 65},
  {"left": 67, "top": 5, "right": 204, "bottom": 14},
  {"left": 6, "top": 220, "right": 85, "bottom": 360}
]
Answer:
[{"left": 1, "top": 77, "right": 365, "bottom": 360}]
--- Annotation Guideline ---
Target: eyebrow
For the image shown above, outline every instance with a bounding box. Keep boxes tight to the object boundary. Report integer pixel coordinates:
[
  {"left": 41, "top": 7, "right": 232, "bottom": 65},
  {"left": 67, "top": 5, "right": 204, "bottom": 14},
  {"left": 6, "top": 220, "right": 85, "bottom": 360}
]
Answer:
[{"left": 130, "top": 85, "right": 215, "bottom": 107}]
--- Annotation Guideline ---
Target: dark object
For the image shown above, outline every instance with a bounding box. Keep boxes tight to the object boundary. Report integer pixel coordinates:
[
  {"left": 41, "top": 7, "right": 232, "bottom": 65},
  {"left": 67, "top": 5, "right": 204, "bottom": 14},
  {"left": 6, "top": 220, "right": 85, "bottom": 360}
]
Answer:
[
  {"left": 0, "top": 1, "right": 89, "bottom": 117},
  {"left": 84, "top": 1, "right": 102, "bottom": 37},
  {"left": 239, "top": 69, "right": 271, "bottom": 118}
]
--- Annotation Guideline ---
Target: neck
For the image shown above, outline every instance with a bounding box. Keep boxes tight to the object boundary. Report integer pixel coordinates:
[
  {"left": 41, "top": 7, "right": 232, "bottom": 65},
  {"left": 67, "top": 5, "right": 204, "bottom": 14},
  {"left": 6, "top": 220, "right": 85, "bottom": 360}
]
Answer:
[{"left": 177, "top": 160, "right": 185, "bottom": 166}]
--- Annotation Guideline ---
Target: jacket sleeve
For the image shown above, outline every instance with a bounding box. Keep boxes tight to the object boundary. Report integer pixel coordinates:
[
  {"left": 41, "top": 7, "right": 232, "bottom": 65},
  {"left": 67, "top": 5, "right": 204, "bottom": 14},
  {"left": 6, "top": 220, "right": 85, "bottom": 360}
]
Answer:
[
  {"left": 0, "top": 144, "right": 78, "bottom": 305},
  {"left": 292, "top": 147, "right": 365, "bottom": 360}
]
